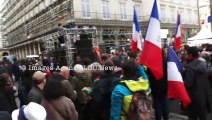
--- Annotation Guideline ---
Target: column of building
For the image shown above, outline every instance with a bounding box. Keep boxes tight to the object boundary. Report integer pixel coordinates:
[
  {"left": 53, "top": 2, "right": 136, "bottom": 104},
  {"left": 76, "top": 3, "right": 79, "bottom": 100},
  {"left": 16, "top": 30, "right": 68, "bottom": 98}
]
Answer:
[
  {"left": 21, "top": 47, "right": 25, "bottom": 59},
  {"left": 33, "top": 43, "right": 37, "bottom": 55},
  {"left": 38, "top": 43, "right": 41, "bottom": 55}
]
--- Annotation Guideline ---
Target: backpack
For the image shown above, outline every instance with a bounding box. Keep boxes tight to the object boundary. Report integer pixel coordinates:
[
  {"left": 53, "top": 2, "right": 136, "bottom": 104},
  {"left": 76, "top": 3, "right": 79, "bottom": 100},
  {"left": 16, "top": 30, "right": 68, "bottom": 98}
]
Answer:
[
  {"left": 127, "top": 91, "right": 152, "bottom": 120},
  {"left": 120, "top": 80, "right": 152, "bottom": 120}
]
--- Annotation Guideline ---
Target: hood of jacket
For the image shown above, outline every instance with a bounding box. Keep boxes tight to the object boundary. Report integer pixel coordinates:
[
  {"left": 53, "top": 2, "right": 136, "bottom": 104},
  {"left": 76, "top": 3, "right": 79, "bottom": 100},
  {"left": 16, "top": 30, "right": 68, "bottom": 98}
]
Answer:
[
  {"left": 75, "top": 72, "right": 91, "bottom": 81},
  {"left": 187, "top": 59, "right": 207, "bottom": 74}
]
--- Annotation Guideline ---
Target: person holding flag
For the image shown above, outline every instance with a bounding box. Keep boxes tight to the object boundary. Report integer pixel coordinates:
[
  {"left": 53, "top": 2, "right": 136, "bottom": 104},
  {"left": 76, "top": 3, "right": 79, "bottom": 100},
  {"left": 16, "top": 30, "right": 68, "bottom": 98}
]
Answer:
[{"left": 139, "top": 0, "right": 163, "bottom": 80}]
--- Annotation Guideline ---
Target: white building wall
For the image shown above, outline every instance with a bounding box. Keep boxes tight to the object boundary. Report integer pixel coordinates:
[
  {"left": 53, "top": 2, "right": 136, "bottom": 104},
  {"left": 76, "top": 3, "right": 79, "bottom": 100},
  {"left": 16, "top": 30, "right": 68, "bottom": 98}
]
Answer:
[
  {"left": 140, "top": 0, "right": 198, "bottom": 24},
  {"left": 73, "top": 0, "right": 143, "bottom": 21},
  {"left": 198, "top": 0, "right": 210, "bottom": 23}
]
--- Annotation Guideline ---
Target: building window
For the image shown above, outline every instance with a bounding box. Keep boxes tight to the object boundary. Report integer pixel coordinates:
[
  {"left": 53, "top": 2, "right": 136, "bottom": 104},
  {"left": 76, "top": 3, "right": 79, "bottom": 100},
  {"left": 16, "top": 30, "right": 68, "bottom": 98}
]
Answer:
[
  {"left": 82, "top": 0, "right": 90, "bottom": 18},
  {"left": 179, "top": 8, "right": 184, "bottom": 23},
  {"left": 134, "top": 5, "right": 141, "bottom": 21},
  {"left": 194, "top": 11, "right": 198, "bottom": 24},
  {"left": 187, "top": 9, "right": 192, "bottom": 23},
  {"left": 102, "top": 1, "right": 110, "bottom": 19},
  {"left": 161, "top": 6, "right": 166, "bottom": 22},
  {"left": 3, "top": 42, "right": 7, "bottom": 47},
  {"left": 120, "top": 3, "right": 127, "bottom": 20},
  {"left": 170, "top": 8, "right": 176, "bottom": 23}
]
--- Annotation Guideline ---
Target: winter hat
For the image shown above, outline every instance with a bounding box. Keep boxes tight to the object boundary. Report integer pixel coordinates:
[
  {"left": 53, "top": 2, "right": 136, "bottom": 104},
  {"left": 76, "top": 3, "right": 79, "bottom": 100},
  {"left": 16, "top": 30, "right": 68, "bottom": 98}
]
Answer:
[
  {"left": 45, "top": 70, "right": 51, "bottom": 77},
  {"left": 11, "top": 102, "right": 46, "bottom": 120},
  {"left": 73, "top": 64, "right": 84, "bottom": 73}
]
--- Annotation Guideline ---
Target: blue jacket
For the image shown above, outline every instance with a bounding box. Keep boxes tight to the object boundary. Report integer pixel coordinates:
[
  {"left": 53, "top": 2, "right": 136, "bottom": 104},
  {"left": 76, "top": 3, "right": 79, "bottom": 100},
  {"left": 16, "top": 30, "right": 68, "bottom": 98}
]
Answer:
[
  {"left": 110, "top": 80, "right": 149, "bottom": 120},
  {"left": 111, "top": 84, "right": 132, "bottom": 120},
  {"left": 137, "top": 65, "right": 148, "bottom": 80}
]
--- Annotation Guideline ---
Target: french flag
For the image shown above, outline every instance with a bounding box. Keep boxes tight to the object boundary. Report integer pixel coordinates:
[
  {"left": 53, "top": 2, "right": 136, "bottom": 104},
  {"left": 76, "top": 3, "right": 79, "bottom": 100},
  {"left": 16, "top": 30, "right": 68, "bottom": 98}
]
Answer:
[
  {"left": 174, "top": 14, "right": 181, "bottom": 51},
  {"left": 201, "top": 16, "right": 212, "bottom": 24},
  {"left": 139, "top": 0, "right": 163, "bottom": 80},
  {"left": 167, "top": 45, "right": 191, "bottom": 108},
  {"left": 131, "top": 7, "right": 142, "bottom": 53}
]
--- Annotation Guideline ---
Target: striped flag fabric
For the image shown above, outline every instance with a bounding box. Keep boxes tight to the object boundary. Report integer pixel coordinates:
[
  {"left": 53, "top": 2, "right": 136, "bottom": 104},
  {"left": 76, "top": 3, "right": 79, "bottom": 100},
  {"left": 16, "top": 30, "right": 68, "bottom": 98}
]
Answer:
[
  {"left": 94, "top": 46, "right": 101, "bottom": 61},
  {"left": 167, "top": 45, "right": 191, "bottom": 108},
  {"left": 131, "top": 7, "right": 142, "bottom": 53},
  {"left": 174, "top": 14, "right": 181, "bottom": 51},
  {"left": 139, "top": 0, "right": 163, "bottom": 80},
  {"left": 202, "top": 16, "right": 212, "bottom": 24}
]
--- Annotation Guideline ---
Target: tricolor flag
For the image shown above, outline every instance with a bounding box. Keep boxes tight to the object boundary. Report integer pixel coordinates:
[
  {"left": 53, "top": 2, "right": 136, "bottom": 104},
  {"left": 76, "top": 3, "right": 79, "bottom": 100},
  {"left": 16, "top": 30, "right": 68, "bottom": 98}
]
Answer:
[
  {"left": 139, "top": 0, "right": 163, "bottom": 80},
  {"left": 94, "top": 46, "right": 101, "bottom": 61},
  {"left": 201, "top": 16, "right": 212, "bottom": 24},
  {"left": 167, "top": 45, "right": 191, "bottom": 108},
  {"left": 131, "top": 7, "right": 142, "bottom": 53},
  {"left": 174, "top": 14, "right": 181, "bottom": 51}
]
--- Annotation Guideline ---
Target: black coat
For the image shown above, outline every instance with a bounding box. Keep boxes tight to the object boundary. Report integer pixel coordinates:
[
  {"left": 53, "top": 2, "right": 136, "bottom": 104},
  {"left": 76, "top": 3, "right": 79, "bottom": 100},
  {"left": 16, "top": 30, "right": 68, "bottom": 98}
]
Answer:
[
  {"left": 184, "top": 59, "right": 211, "bottom": 114},
  {"left": 0, "top": 86, "right": 17, "bottom": 114},
  {"left": 146, "top": 57, "right": 168, "bottom": 96}
]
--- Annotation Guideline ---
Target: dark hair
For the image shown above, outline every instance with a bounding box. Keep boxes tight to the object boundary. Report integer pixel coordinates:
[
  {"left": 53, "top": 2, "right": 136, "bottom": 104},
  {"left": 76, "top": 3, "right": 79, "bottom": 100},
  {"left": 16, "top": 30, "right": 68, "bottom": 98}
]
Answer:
[
  {"left": 187, "top": 47, "right": 199, "bottom": 58},
  {"left": 0, "top": 73, "right": 12, "bottom": 87},
  {"left": 43, "top": 79, "right": 65, "bottom": 100},
  {"left": 49, "top": 72, "right": 64, "bottom": 81},
  {"left": 101, "top": 55, "right": 108, "bottom": 61},
  {"left": 122, "top": 60, "right": 137, "bottom": 79},
  {"left": 104, "top": 59, "right": 114, "bottom": 74}
]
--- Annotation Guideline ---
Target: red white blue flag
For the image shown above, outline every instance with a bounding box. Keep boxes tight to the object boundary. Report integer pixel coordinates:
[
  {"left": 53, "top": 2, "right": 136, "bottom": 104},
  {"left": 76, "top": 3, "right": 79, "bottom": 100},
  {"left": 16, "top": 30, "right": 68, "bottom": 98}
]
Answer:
[
  {"left": 131, "top": 7, "right": 142, "bottom": 53},
  {"left": 202, "top": 16, "right": 212, "bottom": 24},
  {"left": 174, "top": 14, "right": 181, "bottom": 51},
  {"left": 167, "top": 45, "right": 191, "bottom": 108},
  {"left": 139, "top": 0, "right": 163, "bottom": 80}
]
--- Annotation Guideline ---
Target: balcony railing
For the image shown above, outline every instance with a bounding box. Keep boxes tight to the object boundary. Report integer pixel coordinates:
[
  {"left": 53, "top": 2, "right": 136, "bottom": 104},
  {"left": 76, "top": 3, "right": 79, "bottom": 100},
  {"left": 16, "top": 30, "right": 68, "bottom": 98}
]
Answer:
[
  {"left": 74, "top": 11, "right": 150, "bottom": 22},
  {"left": 160, "top": 0, "right": 197, "bottom": 7},
  {"left": 161, "top": 17, "right": 198, "bottom": 24}
]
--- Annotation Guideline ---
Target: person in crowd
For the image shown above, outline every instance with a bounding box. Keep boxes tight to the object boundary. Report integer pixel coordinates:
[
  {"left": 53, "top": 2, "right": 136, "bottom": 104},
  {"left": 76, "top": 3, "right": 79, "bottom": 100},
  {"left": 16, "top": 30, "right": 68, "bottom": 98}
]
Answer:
[
  {"left": 12, "top": 58, "right": 21, "bottom": 82},
  {"left": 42, "top": 56, "right": 51, "bottom": 67},
  {"left": 28, "top": 71, "right": 47, "bottom": 104},
  {"left": 0, "top": 61, "right": 7, "bottom": 75},
  {"left": 0, "top": 73, "right": 17, "bottom": 115},
  {"left": 41, "top": 79, "right": 78, "bottom": 120},
  {"left": 88, "top": 60, "right": 120, "bottom": 120},
  {"left": 81, "top": 62, "right": 103, "bottom": 120},
  {"left": 73, "top": 55, "right": 82, "bottom": 66},
  {"left": 12, "top": 102, "right": 46, "bottom": 120},
  {"left": 110, "top": 60, "right": 150, "bottom": 120},
  {"left": 71, "top": 64, "right": 92, "bottom": 120},
  {"left": 55, "top": 66, "right": 77, "bottom": 101},
  {"left": 100, "top": 55, "right": 108, "bottom": 65},
  {"left": 184, "top": 46, "right": 211, "bottom": 120},
  {"left": 134, "top": 57, "right": 149, "bottom": 80},
  {"left": 145, "top": 49, "right": 169, "bottom": 120},
  {"left": 2, "top": 58, "right": 13, "bottom": 78},
  {"left": 18, "top": 62, "right": 36, "bottom": 107}
]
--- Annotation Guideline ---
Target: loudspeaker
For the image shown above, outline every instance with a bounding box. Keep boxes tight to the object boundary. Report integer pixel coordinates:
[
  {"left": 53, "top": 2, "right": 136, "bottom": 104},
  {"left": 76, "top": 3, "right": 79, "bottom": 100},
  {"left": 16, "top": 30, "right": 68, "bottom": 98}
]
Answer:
[
  {"left": 58, "top": 36, "right": 64, "bottom": 44},
  {"left": 75, "top": 34, "right": 94, "bottom": 60}
]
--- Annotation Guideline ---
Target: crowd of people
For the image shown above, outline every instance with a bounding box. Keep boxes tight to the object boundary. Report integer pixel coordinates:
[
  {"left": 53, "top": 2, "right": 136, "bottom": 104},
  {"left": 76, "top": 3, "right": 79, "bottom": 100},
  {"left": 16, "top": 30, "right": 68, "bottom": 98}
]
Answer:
[{"left": 0, "top": 45, "right": 212, "bottom": 120}]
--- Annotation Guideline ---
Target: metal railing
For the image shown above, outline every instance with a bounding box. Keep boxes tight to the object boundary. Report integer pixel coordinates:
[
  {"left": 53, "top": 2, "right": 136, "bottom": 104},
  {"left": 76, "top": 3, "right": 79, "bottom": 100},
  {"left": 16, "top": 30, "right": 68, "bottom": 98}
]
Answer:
[
  {"left": 74, "top": 11, "right": 150, "bottom": 22},
  {"left": 160, "top": 0, "right": 197, "bottom": 7}
]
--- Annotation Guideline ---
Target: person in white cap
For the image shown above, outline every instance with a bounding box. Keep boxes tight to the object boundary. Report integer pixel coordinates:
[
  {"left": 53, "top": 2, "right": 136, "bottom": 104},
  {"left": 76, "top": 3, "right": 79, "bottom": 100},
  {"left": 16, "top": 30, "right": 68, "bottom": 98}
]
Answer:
[
  {"left": 28, "top": 71, "right": 47, "bottom": 104},
  {"left": 72, "top": 64, "right": 92, "bottom": 120},
  {"left": 11, "top": 102, "right": 46, "bottom": 120}
]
